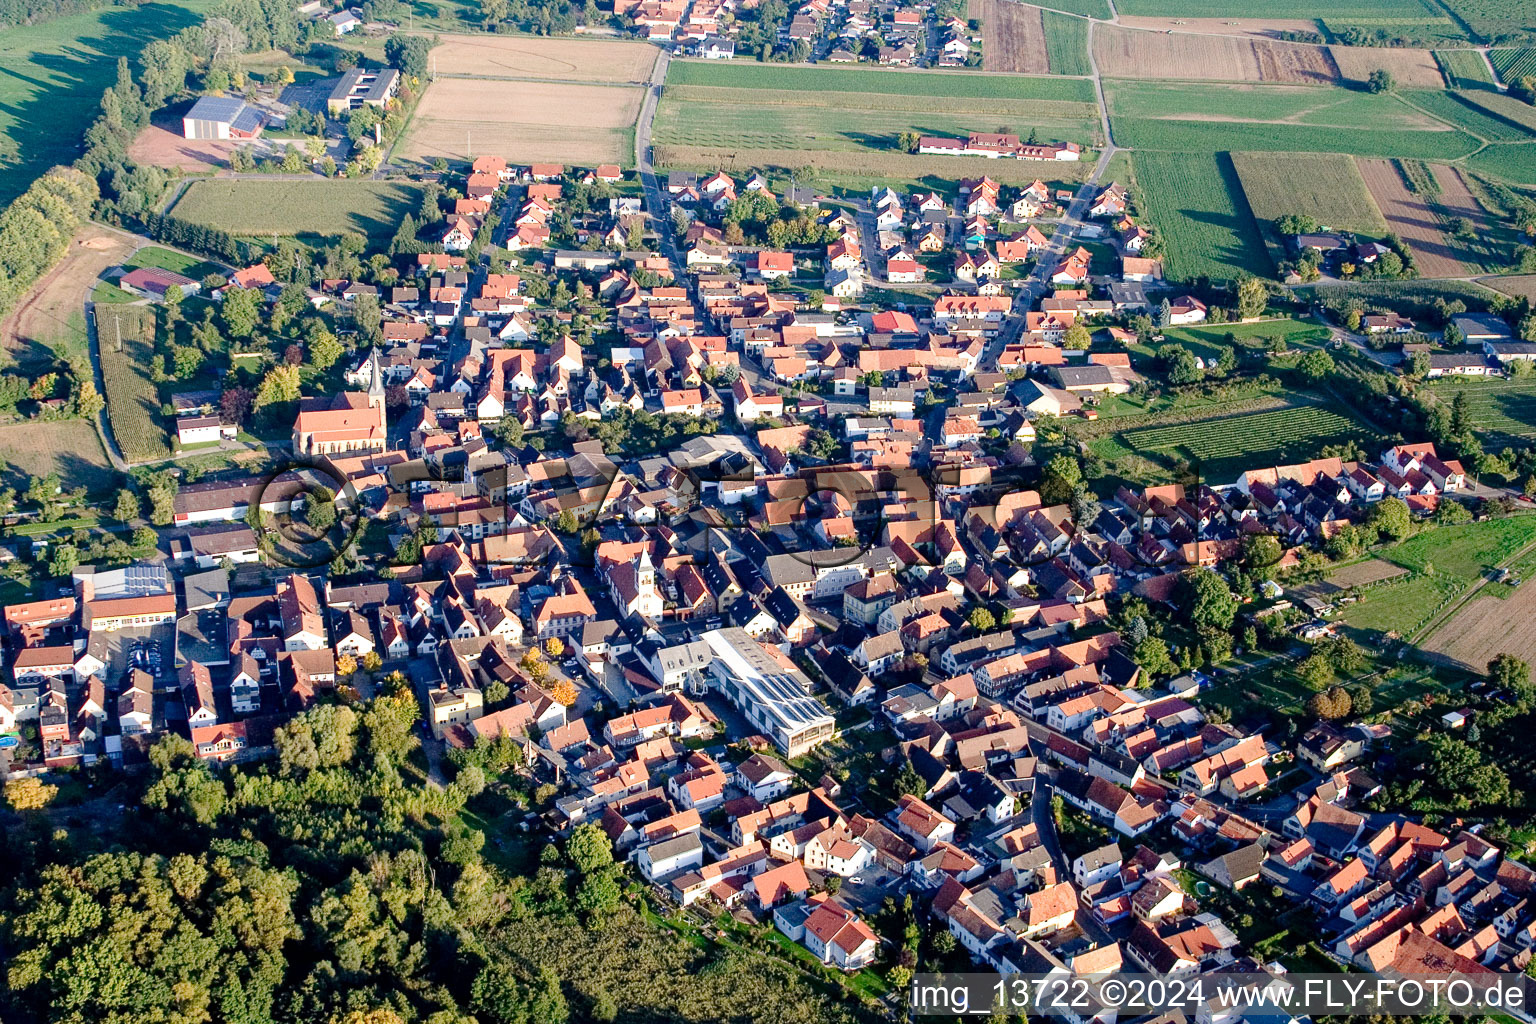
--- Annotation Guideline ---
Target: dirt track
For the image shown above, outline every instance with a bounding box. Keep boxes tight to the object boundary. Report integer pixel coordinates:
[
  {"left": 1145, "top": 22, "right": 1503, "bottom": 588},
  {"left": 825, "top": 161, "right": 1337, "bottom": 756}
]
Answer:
[
  {"left": 1357, "top": 158, "right": 1470, "bottom": 278},
  {"left": 0, "top": 223, "right": 134, "bottom": 369}
]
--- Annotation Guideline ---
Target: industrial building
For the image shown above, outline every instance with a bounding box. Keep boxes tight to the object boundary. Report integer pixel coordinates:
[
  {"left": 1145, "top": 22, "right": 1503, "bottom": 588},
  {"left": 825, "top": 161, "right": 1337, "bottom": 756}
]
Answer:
[
  {"left": 182, "top": 96, "right": 264, "bottom": 140},
  {"left": 700, "top": 627, "right": 835, "bottom": 757}
]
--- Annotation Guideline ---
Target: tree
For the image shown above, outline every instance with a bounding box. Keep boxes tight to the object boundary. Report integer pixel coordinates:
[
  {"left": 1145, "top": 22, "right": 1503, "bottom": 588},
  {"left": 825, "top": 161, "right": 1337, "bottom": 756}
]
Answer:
[
  {"left": 1366, "top": 68, "right": 1396, "bottom": 93},
  {"left": 255, "top": 364, "right": 301, "bottom": 409},
  {"left": 4, "top": 776, "right": 57, "bottom": 812},
  {"left": 1366, "top": 496, "right": 1412, "bottom": 542},
  {"left": 968, "top": 607, "right": 996, "bottom": 632},
  {"left": 567, "top": 822, "right": 614, "bottom": 874},
  {"left": 1178, "top": 567, "right": 1237, "bottom": 631},
  {"left": 304, "top": 495, "right": 336, "bottom": 533},
  {"left": 337, "top": 653, "right": 358, "bottom": 677},
  {"left": 1297, "top": 349, "right": 1335, "bottom": 384},
  {"left": 895, "top": 759, "right": 925, "bottom": 799},
  {"left": 48, "top": 542, "right": 79, "bottom": 578},
  {"left": 220, "top": 285, "right": 261, "bottom": 338},
  {"left": 384, "top": 33, "right": 433, "bottom": 77},
  {"left": 896, "top": 130, "right": 920, "bottom": 153},
  {"left": 545, "top": 637, "right": 565, "bottom": 658},
  {"left": 1069, "top": 484, "right": 1101, "bottom": 528},
  {"left": 1489, "top": 653, "right": 1532, "bottom": 701},
  {"left": 1308, "top": 685, "right": 1352, "bottom": 719},
  {"left": 73, "top": 378, "right": 103, "bottom": 419},
  {"left": 1039, "top": 453, "right": 1082, "bottom": 506},
  {"left": 221, "top": 386, "right": 254, "bottom": 426},
  {"left": 1133, "top": 636, "right": 1176, "bottom": 680},
  {"left": 1156, "top": 297, "right": 1172, "bottom": 328},
  {"left": 549, "top": 679, "right": 578, "bottom": 706},
  {"left": 1062, "top": 323, "right": 1092, "bottom": 350},
  {"left": 113, "top": 488, "right": 141, "bottom": 522},
  {"left": 1242, "top": 533, "right": 1283, "bottom": 569},
  {"left": 362, "top": 651, "right": 383, "bottom": 673},
  {"left": 146, "top": 473, "right": 178, "bottom": 526},
  {"left": 1298, "top": 653, "right": 1336, "bottom": 690},
  {"left": 1236, "top": 276, "right": 1268, "bottom": 319}
]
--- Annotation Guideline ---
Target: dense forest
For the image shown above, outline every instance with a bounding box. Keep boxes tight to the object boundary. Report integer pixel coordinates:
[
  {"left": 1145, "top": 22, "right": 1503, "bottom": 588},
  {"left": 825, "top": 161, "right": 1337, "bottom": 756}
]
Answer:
[{"left": 0, "top": 687, "right": 869, "bottom": 1024}]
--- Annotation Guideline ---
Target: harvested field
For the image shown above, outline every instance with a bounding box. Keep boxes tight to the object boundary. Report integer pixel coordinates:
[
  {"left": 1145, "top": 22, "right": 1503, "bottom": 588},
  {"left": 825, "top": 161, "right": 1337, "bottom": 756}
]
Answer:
[
  {"left": 128, "top": 122, "right": 237, "bottom": 172},
  {"left": 1481, "top": 274, "right": 1536, "bottom": 299},
  {"left": 1, "top": 223, "right": 134, "bottom": 370},
  {"left": 652, "top": 144, "right": 1097, "bottom": 185},
  {"left": 426, "top": 34, "right": 657, "bottom": 83},
  {"left": 1432, "top": 163, "right": 1503, "bottom": 271},
  {"left": 1357, "top": 157, "right": 1470, "bottom": 277},
  {"left": 1329, "top": 45, "right": 1446, "bottom": 88},
  {"left": 0, "top": 419, "right": 116, "bottom": 494},
  {"left": 1232, "top": 151, "right": 1388, "bottom": 236},
  {"left": 1092, "top": 23, "right": 1338, "bottom": 83},
  {"left": 973, "top": 0, "right": 1050, "bottom": 74},
  {"left": 398, "top": 78, "right": 642, "bottom": 166},
  {"left": 1114, "top": 15, "right": 1324, "bottom": 38},
  {"left": 1423, "top": 578, "right": 1536, "bottom": 670},
  {"left": 1327, "top": 559, "right": 1412, "bottom": 590}
]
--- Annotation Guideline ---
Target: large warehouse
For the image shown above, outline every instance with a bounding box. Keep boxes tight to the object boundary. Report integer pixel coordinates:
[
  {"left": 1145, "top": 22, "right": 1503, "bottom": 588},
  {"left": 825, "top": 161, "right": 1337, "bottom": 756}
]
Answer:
[{"left": 182, "top": 96, "right": 264, "bottom": 140}]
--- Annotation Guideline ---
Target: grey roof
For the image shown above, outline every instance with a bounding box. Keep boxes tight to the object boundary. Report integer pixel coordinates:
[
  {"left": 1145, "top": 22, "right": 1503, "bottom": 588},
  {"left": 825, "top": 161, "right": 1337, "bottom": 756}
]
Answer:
[
  {"left": 186, "top": 95, "right": 250, "bottom": 124},
  {"left": 1075, "top": 842, "right": 1123, "bottom": 871},
  {"left": 230, "top": 106, "right": 263, "bottom": 134},
  {"left": 184, "top": 569, "right": 230, "bottom": 611},
  {"left": 1052, "top": 364, "right": 1116, "bottom": 388},
  {"left": 1454, "top": 313, "right": 1513, "bottom": 339}
]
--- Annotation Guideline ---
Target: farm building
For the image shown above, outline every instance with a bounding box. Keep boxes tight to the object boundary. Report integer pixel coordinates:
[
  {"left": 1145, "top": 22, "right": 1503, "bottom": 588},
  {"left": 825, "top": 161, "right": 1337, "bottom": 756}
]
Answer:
[
  {"left": 118, "top": 268, "right": 200, "bottom": 301},
  {"left": 182, "top": 96, "right": 264, "bottom": 140},
  {"left": 327, "top": 68, "right": 401, "bottom": 115},
  {"left": 177, "top": 416, "right": 235, "bottom": 446}
]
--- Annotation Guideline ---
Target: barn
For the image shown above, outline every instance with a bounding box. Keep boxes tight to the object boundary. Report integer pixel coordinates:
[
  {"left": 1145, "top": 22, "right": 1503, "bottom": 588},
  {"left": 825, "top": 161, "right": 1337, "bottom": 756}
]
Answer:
[{"left": 182, "top": 96, "right": 264, "bottom": 140}]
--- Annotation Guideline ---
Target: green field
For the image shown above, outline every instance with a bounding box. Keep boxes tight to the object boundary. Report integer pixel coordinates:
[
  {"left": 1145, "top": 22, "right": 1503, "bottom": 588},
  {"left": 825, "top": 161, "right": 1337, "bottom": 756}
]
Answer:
[
  {"left": 1438, "top": 0, "right": 1536, "bottom": 44},
  {"left": 1134, "top": 319, "right": 1332, "bottom": 362},
  {"left": 168, "top": 180, "right": 430, "bottom": 242},
  {"left": 1387, "top": 515, "right": 1536, "bottom": 580},
  {"left": 1425, "top": 377, "right": 1536, "bottom": 445},
  {"left": 1435, "top": 49, "right": 1497, "bottom": 88},
  {"left": 0, "top": 0, "right": 213, "bottom": 208},
  {"left": 1403, "top": 89, "right": 1536, "bottom": 142},
  {"left": 1336, "top": 574, "right": 1462, "bottom": 637},
  {"left": 664, "top": 61, "right": 1098, "bottom": 102},
  {"left": 1114, "top": 402, "right": 1382, "bottom": 482},
  {"left": 1042, "top": 11, "right": 1092, "bottom": 76},
  {"left": 1113, "top": 0, "right": 1440, "bottom": 18},
  {"left": 1325, "top": 18, "right": 1469, "bottom": 48},
  {"left": 1231, "top": 152, "right": 1389, "bottom": 248},
  {"left": 1035, "top": 0, "right": 1112, "bottom": 18},
  {"left": 1105, "top": 82, "right": 1484, "bottom": 159},
  {"left": 1465, "top": 142, "right": 1536, "bottom": 184},
  {"left": 93, "top": 304, "right": 170, "bottom": 463},
  {"left": 1131, "top": 151, "right": 1271, "bottom": 281},
  {"left": 1490, "top": 49, "right": 1536, "bottom": 80}
]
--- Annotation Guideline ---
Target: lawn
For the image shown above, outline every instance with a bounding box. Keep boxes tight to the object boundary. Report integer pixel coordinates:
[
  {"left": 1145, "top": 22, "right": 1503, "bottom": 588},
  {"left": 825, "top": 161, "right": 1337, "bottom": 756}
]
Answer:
[
  {"left": 1130, "top": 151, "right": 1271, "bottom": 281},
  {"left": 1385, "top": 515, "right": 1536, "bottom": 582},
  {"left": 1335, "top": 574, "right": 1462, "bottom": 638},
  {"left": 664, "top": 60, "right": 1098, "bottom": 102},
  {"left": 1042, "top": 11, "right": 1092, "bottom": 76},
  {"left": 167, "top": 180, "right": 430, "bottom": 243},
  {"left": 1230, "top": 152, "right": 1389, "bottom": 252},
  {"left": 0, "top": 0, "right": 214, "bottom": 208},
  {"left": 93, "top": 304, "right": 170, "bottom": 463},
  {"left": 1425, "top": 376, "right": 1536, "bottom": 445},
  {"left": 1105, "top": 81, "right": 1485, "bottom": 160},
  {"left": 123, "top": 245, "right": 224, "bottom": 281},
  {"left": 1141, "top": 319, "right": 1332, "bottom": 358},
  {"left": 1113, "top": 400, "right": 1384, "bottom": 484}
]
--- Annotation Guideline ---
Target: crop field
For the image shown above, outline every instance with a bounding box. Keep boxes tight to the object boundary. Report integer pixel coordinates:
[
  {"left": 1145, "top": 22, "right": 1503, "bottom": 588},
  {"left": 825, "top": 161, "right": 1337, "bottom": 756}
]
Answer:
[
  {"left": 664, "top": 60, "right": 1097, "bottom": 101},
  {"left": 1357, "top": 158, "right": 1471, "bottom": 277},
  {"left": 1435, "top": 49, "right": 1497, "bottom": 88},
  {"left": 1093, "top": 24, "right": 1337, "bottom": 83},
  {"left": 0, "top": 0, "right": 213, "bottom": 208},
  {"left": 426, "top": 34, "right": 657, "bottom": 83},
  {"left": 1130, "top": 151, "right": 1271, "bottom": 281},
  {"left": 1104, "top": 81, "right": 1483, "bottom": 159},
  {"left": 1438, "top": 0, "right": 1536, "bottom": 44},
  {"left": 169, "top": 180, "right": 429, "bottom": 243},
  {"left": 400, "top": 78, "right": 641, "bottom": 167},
  {"left": 1231, "top": 151, "right": 1388, "bottom": 238},
  {"left": 1490, "top": 49, "right": 1536, "bottom": 80},
  {"left": 0, "top": 420, "right": 116, "bottom": 494},
  {"left": 1324, "top": 559, "right": 1412, "bottom": 590},
  {"left": 1330, "top": 46, "right": 1446, "bottom": 88},
  {"left": 974, "top": 0, "right": 1049, "bottom": 74},
  {"left": 93, "top": 304, "right": 169, "bottom": 463},
  {"left": 1453, "top": 89, "right": 1536, "bottom": 131},
  {"left": 1033, "top": 0, "right": 1112, "bottom": 17},
  {"left": 1404, "top": 89, "right": 1536, "bottom": 142},
  {"left": 1115, "top": 402, "right": 1382, "bottom": 482},
  {"left": 1481, "top": 275, "right": 1536, "bottom": 299},
  {"left": 1042, "top": 11, "right": 1091, "bottom": 75},
  {"left": 1425, "top": 377, "right": 1536, "bottom": 445},
  {"left": 1114, "top": 16, "right": 1323, "bottom": 38},
  {"left": 1423, "top": 581, "right": 1536, "bottom": 670},
  {"left": 1466, "top": 142, "right": 1536, "bottom": 184},
  {"left": 1113, "top": 0, "right": 1441, "bottom": 19}
]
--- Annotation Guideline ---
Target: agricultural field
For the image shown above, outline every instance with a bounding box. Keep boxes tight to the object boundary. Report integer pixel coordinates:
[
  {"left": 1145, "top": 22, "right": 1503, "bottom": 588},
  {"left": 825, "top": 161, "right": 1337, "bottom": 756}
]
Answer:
[
  {"left": 1466, "top": 142, "right": 1536, "bottom": 184},
  {"left": 1231, "top": 152, "right": 1388, "bottom": 253},
  {"left": 1335, "top": 574, "right": 1461, "bottom": 638},
  {"left": 426, "top": 34, "right": 657, "bottom": 83},
  {"left": 972, "top": 0, "right": 1049, "bottom": 74},
  {"left": 1424, "top": 377, "right": 1536, "bottom": 445},
  {"left": 1403, "top": 89, "right": 1536, "bottom": 142},
  {"left": 399, "top": 78, "right": 641, "bottom": 167},
  {"left": 1114, "top": 15, "right": 1323, "bottom": 38},
  {"left": 1322, "top": 558, "right": 1412, "bottom": 591},
  {"left": 1104, "top": 81, "right": 1483, "bottom": 159},
  {"left": 167, "top": 180, "right": 429, "bottom": 244},
  {"left": 1329, "top": 45, "right": 1446, "bottom": 88},
  {"left": 1423, "top": 580, "right": 1536, "bottom": 671},
  {"left": 1435, "top": 49, "right": 1498, "bottom": 88},
  {"left": 1092, "top": 24, "right": 1337, "bottom": 83},
  {"left": 1042, "top": 11, "right": 1092, "bottom": 76},
  {"left": 0, "top": 420, "right": 116, "bottom": 494},
  {"left": 1113, "top": 401, "right": 1382, "bottom": 483},
  {"left": 1489, "top": 49, "right": 1536, "bottom": 80},
  {"left": 0, "top": 0, "right": 213, "bottom": 208},
  {"left": 1130, "top": 151, "right": 1271, "bottom": 281},
  {"left": 1356, "top": 158, "right": 1471, "bottom": 277},
  {"left": 93, "top": 304, "right": 169, "bottom": 463},
  {"left": 1438, "top": 0, "right": 1536, "bottom": 45},
  {"left": 655, "top": 63, "right": 1103, "bottom": 162},
  {"left": 1, "top": 224, "right": 134, "bottom": 370},
  {"left": 1481, "top": 274, "right": 1536, "bottom": 299},
  {"left": 1032, "top": 0, "right": 1112, "bottom": 18},
  {"left": 1113, "top": 0, "right": 1442, "bottom": 19}
]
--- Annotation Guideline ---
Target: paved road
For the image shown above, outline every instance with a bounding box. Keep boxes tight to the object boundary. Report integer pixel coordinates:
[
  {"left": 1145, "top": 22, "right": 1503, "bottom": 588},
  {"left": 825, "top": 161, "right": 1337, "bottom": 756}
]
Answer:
[{"left": 636, "top": 47, "right": 678, "bottom": 265}]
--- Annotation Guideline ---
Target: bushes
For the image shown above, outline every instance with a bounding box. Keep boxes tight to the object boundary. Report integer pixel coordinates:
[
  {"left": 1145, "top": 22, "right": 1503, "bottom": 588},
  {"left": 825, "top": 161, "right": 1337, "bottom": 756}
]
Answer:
[{"left": 0, "top": 166, "right": 98, "bottom": 321}]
